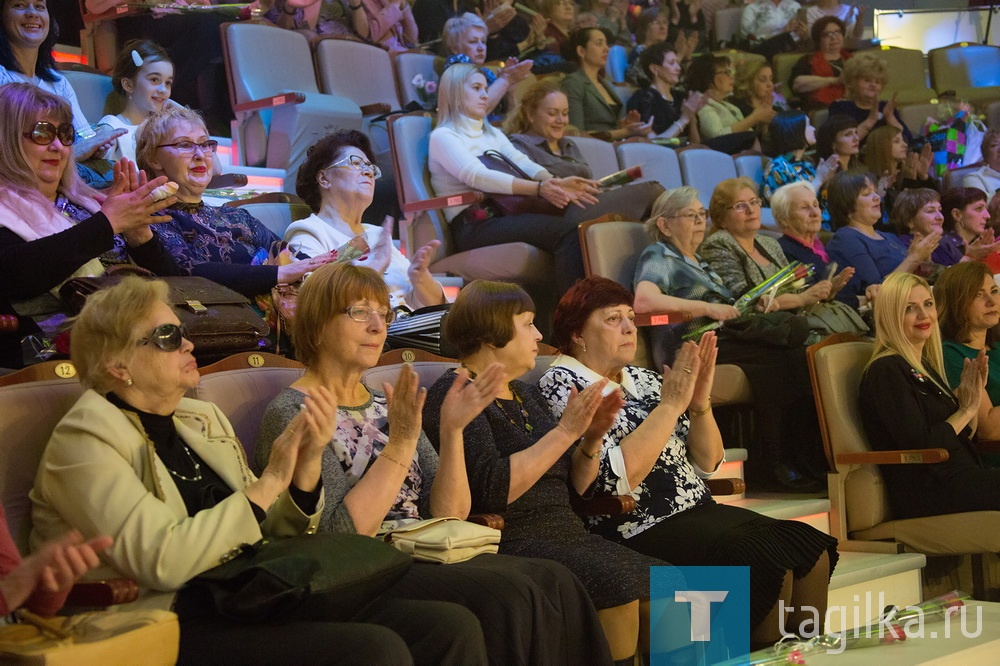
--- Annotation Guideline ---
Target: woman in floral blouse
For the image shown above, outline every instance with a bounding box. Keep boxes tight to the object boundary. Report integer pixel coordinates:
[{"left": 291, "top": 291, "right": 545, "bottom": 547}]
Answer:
[{"left": 538, "top": 276, "right": 839, "bottom": 648}]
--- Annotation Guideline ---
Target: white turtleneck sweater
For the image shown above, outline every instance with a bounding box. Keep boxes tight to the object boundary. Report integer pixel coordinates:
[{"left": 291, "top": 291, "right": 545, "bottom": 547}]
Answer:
[{"left": 429, "top": 114, "right": 552, "bottom": 221}]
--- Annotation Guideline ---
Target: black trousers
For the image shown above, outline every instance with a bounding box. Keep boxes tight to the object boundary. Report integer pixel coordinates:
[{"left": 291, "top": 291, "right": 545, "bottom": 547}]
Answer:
[
  {"left": 451, "top": 212, "right": 584, "bottom": 295},
  {"left": 175, "top": 594, "right": 486, "bottom": 665}
]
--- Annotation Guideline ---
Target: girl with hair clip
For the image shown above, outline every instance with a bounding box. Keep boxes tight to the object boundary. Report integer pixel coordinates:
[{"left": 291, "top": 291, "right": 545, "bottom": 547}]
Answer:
[
  {"left": 859, "top": 271, "right": 1000, "bottom": 519},
  {"left": 761, "top": 110, "right": 839, "bottom": 205},
  {"left": 99, "top": 40, "right": 177, "bottom": 163}
]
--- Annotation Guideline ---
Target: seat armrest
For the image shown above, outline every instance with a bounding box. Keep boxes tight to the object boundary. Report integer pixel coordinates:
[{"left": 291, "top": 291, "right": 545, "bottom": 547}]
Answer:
[
  {"left": 233, "top": 92, "right": 306, "bottom": 114},
  {"left": 635, "top": 311, "right": 692, "bottom": 327},
  {"left": 402, "top": 191, "right": 483, "bottom": 215},
  {"left": 65, "top": 578, "right": 140, "bottom": 608},
  {"left": 207, "top": 173, "right": 249, "bottom": 189},
  {"left": 360, "top": 103, "right": 392, "bottom": 116},
  {"left": 467, "top": 513, "right": 505, "bottom": 530},
  {"left": 571, "top": 494, "right": 637, "bottom": 516},
  {"left": 835, "top": 448, "right": 950, "bottom": 465},
  {"left": 706, "top": 478, "right": 745, "bottom": 496}
]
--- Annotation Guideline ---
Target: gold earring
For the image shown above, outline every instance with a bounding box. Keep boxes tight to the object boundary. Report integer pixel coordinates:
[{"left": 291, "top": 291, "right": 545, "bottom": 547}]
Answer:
[
  {"left": 125, "top": 376, "right": 133, "bottom": 387},
  {"left": 580, "top": 341, "right": 587, "bottom": 353}
]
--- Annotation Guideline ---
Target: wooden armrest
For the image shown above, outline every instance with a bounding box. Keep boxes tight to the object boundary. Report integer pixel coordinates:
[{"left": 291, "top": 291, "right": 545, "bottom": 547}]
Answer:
[
  {"left": 207, "top": 173, "right": 249, "bottom": 189},
  {"left": 835, "top": 449, "right": 950, "bottom": 465},
  {"left": 571, "top": 494, "right": 637, "bottom": 516},
  {"left": 82, "top": 4, "right": 146, "bottom": 23},
  {"left": 402, "top": 191, "right": 484, "bottom": 215},
  {"left": 634, "top": 311, "right": 692, "bottom": 327},
  {"left": 233, "top": 92, "right": 306, "bottom": 114},
  {"left": 467, "top": 513, "right": 505, "bottom": 530},
  {"left": 361, "top": 103, "right": 392, "bottom": 116},
  {"left": 65, "top": 578, "right": 139, "bottom": 608},
  {"left": 976, "top": 439, "right": 1000, "bottom": 454},
  {"left": 706, "top": 478, "right": 745, "bottom": 496}
]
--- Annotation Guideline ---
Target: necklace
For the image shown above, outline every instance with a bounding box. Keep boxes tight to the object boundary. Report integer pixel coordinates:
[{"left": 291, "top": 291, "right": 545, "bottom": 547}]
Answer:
[
  {"left": 461, "top": 365, "right": 533, "bottom": 433},
  {"left": 495, "top": 386, "right": 534, "bottom": 433},
  {"left": 167, "top": 443, "right": 204, "bottom": 483}
]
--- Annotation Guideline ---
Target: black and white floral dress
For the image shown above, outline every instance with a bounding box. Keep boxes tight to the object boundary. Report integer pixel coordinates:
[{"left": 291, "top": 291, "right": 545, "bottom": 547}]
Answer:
[{"left": 539, "top": 355, "right": 839, "bottom": 630}]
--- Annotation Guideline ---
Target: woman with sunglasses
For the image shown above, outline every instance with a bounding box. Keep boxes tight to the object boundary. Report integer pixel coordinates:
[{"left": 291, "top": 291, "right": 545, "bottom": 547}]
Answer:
[
  {"left": 256, "top": 262, "right": 614, "bottom": 666},
  {"left": 30, "top": 275, "right": 487, "bottom": 665},
  {"left": 289, "top": 130, "right": 446, "bottom": 314},
  {"left": 130, "top": 107, "right": 333, "bottom": 298},
  {"left": 0, "top": 83, "right": 181, "bottom": 369}
]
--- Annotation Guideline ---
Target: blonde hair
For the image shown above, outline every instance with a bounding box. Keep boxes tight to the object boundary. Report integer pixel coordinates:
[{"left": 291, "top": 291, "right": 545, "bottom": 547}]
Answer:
[
  {"left": 71, "top": 277, "right": 170, "bottom": 394},
  {"left": 504, "top": 79, "right": 565, "bottom": 135},
  {"left": 437, "top": 63, "right": 498, "bottom": 136},
  {"left": 708, "top": 176, "right": 758, "bottom": 234},
  {"left": 644, "top": 186, "right": 701, "bottom": 241},
  {"left": 734, "top": 60, "right": 770, "bottom": 102},
  {"left": 0, "top": 83, "right": 99, "bottom": 215},
  {"left": 134, "top": 106, "right": 208, "bottom": 175},
  {"left": 292, "top": 262, "right": 390, "bottom": 368},
  {"left": 842, "top": 53, "right": 889, "bottom": 99},
  {"left": 867, "top": 272, "right": 950, "bottom": 394},
  {"left": 442, "top": 13, "right": 488, "bottom": 56}
]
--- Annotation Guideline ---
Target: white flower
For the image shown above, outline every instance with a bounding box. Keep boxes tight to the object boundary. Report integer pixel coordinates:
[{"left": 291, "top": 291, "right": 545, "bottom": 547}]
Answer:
[{"left": 411, "top": 74, "right": 425, "bottom": 87}]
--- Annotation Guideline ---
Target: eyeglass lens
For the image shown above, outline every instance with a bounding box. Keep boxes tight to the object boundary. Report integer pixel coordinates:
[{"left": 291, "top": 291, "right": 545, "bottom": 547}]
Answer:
[{"left": 27, "top": 122, "right": 76, "bottom": 147}]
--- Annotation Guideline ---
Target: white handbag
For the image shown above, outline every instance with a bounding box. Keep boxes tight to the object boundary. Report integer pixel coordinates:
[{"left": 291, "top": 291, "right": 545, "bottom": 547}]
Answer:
[{"left": 383, "top": 517, "right": 500, "bottom": 564}]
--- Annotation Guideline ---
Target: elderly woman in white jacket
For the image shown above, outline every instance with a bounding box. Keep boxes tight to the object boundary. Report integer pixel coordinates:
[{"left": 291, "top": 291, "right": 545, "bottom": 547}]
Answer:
[
  {"left": 428, "top": 62, "right": 600, "bottom": 295},
  {"left": 29, "top": 277, "right": 487, "bottom": 666},
  {"left": 287, "top": 129, "right": 445, "bottom": 312}
]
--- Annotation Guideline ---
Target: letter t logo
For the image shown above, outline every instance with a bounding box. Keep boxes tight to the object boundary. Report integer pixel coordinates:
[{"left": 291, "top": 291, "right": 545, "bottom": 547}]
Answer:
[{"left": 675, "top": 591, "right": 729, "bottom": 641}]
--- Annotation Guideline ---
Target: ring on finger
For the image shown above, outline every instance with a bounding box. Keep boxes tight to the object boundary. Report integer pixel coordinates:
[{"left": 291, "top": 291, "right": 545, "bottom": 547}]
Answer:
[{"left": 683, "top": 367, "right": 692, "bottom": 374}]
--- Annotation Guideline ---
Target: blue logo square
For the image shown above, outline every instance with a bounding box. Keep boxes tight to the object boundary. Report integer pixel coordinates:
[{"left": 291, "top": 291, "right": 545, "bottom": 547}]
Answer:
[{"left": 650, "top": 566, "right": 750, "bottom": 665}]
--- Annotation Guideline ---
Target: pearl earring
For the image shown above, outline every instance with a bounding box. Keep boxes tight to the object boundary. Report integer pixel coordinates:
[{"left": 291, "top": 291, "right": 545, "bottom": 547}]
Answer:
[
  {"left": 580, "top": 341, "right": 587, "bottom": 353},
  {"left": 125, "top": 377, "right": 134, "bottom": 387}
]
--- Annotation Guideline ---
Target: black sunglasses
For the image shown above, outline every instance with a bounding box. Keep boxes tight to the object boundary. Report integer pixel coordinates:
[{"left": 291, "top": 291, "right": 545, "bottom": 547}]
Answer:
[
  {"left": 138, "top": 323, "right": 189, "bottom": 352},
  {"left": 23, "top": 121, "right": 77, "bottom": 147}
]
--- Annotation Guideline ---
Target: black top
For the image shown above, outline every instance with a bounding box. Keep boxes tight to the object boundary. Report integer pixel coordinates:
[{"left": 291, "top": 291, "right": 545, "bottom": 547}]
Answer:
[
  {"left": 626, "top": 87, "right": 684, "bottom": 135},
  {"left": 0, "top": 212, "right": 180, "bottom": 369},
  {"left": 858, "top": 354, "right": 1000, "bottom": 519},
  {"left": 107, "top": 392, "right": 319, "bottom": 519},
  {"left": 828, "top": 99, "right": 914, "bottom": 144}
]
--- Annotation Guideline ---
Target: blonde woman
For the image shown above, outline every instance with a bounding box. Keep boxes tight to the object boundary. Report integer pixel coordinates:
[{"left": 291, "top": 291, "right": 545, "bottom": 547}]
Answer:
[
  {"left": 829, "top": 53, "right": 911, "bottom": 143},
  {"left": 859, "top": 271, "right": 1000, "bottom": 519}
]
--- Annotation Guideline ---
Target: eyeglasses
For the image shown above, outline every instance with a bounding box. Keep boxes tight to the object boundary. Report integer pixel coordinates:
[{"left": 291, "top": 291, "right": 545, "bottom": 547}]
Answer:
[
  {"left": 821, "top": 30, "right": 844, "bottom": 38},
  {"left": 23, "top": 121, "right": 76, "bottom": 147},
  {"left": 138, "top": 323, "right": 189, "bottom": 352},
  {"left": 727, "top": 198, "right": 763, "bottom": 214},
  {"left": 324, "top": 154, "right": 382, "bottom": 180},
  {"left": 670, "top": 210, "right": 708, "bottom": 222},
  {"left": 344, "top": 305, "right": 395, "bottom": 325},
  {"left": 156, "top": 140, "right": 219, "bottom": 156}
]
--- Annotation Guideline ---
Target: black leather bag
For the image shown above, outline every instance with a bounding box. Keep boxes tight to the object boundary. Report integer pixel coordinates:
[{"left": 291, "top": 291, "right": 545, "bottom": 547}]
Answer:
[
  {"left": 60, "top": 275, "right": 270, "bottom": 364},
  {"left": 188, "top": 534, "right": 413, "bottom": 623},
  {"left": 477, "top": 150, "right": 563, "bottom": 217}
]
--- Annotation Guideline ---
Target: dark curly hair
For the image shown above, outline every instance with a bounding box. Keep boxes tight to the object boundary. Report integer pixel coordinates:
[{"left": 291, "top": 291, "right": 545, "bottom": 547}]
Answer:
[
  {"left": 0, "top": 0, "right": 61, "bottom": 83},
  {"left": 552, "top": 277, "right": 634, "bottom": 355},
  {"left": 815, "top": 114, "right": 858, "bottom": 160},
  {"left": 295, "top": 129, "right": 376, "bottom": 213},
  {"left": 810, "top": 16, "right": 846, "bottom": 48},
  {"left": 638, "top": 40, "right": 677, "bottom": 85}
]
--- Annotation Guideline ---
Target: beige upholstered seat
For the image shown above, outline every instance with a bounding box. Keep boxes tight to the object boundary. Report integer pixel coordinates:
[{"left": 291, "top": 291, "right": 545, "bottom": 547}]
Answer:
[
  {"left": 570, "top": 136, "right": 621, "bottom": 180},
  {"left": 224, "top": 193, "right": 313, "bottom": 238},
  {"left": 0, "top": 380, "right": 86, "bottom": 551},
  {"left": 807, "top": 335, "right": 1000, "bottom": 567},
  {"left": 392, "top": 51, "right": 439, "bottom": 108},
  {"left": 928, "top": 43, "right": 1000, "bottom": 92},
  {"left": 59, "top": 67, "right": 114, "bottom": 122},
  {"left": 861, "top": 46, "right": 937, "bottom": 105},
  {"left": 615, "top": 142, "right": 683, "bottom": 191},
  {"left": 387, "top": 113, "right": 553, "bottom": 283},
  {"left": 678, "top": 148, "right": 737, "bottom": 199}
]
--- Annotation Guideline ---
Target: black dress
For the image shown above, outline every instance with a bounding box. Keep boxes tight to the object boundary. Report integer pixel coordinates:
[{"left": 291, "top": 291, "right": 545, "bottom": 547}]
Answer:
[
  {"left": 423, "top": 372, "right": 674, "bottom": 610},
  {"left": 859, "top": 354, "right": 1000, "bottom": 519}
]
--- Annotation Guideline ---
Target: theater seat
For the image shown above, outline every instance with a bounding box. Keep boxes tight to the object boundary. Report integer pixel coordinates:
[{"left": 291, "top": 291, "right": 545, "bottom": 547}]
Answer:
[
  {"left": 615, "top": 142, "right": 683, "bottom": 191},
  {"left": 808, "top": 334, "right": 1000, "bottom": 598}
]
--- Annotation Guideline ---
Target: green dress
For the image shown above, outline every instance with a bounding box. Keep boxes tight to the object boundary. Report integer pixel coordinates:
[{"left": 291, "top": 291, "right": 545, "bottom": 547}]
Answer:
[{"left": 942, "top": 340, "right": 1000, "bottom": 467}]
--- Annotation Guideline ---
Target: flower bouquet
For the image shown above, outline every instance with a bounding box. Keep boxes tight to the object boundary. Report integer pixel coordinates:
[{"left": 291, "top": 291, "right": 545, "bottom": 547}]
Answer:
[{"left": 412, "top": 74, "right": 438, "bottom": 110}]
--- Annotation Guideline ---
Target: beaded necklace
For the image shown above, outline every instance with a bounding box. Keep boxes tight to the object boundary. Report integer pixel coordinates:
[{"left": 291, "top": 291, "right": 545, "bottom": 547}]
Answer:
[
  {"left": 462, "top": 365, "right": 534, "bottom": 433},
  {"left": 166, "top": 443, "right": 204, "bottom": 483}
]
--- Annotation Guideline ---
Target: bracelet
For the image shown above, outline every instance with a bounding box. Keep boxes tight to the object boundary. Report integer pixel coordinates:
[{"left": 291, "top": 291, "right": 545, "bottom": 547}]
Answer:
[
  {"left": 536, "top": 180, "right": 542, "bottom": 196},
  {"left": 576, "top": 444, "right": 600, "bottom": 460},
  {"left": 380, "top": 450, "right": 410, "bottom": 470},
  {"left": 690, "top": 404, "right": 712, "bottom": 417}
]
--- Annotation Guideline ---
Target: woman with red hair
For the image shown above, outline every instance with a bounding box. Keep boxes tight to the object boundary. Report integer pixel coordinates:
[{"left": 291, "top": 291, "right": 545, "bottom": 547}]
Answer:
[{"left": 538, "top": 276, "right": 838, "bottom": 650}]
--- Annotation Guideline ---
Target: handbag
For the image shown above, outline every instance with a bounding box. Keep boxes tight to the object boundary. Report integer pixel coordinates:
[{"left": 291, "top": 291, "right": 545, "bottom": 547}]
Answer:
[
  {"left": 477, "top": 150, "right": 564, "bottom": 218},
  {"left": 0, "top": 609, "right": 179, "bottom": 665},
  {"left": 800, "top": 300, "right": 869, "bottom": 337},
  {"left": 188, "top": 534, "right": 412, "bottom": 622},
  {"left": 719, "top": 311, "right": 814, "bottom": 348},
  {"left": 60, "top": 275, "right": 270, "bottom": 364},
  {"left": 382, "top": 518, "right": 500, "bottom": 564}
]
